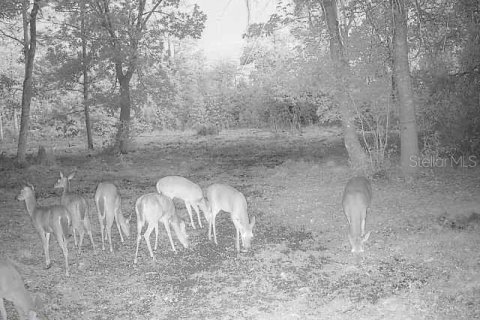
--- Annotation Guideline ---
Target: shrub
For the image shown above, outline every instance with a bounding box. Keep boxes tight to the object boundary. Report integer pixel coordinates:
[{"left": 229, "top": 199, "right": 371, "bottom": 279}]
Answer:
[{"left": 196, "top": 125, "right": 219, "bottom": 136}]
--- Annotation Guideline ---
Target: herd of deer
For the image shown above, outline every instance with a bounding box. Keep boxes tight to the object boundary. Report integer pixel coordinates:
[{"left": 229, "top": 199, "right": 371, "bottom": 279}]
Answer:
[{"left": 1, "top": 174, "right": 372, "bottom": 319}]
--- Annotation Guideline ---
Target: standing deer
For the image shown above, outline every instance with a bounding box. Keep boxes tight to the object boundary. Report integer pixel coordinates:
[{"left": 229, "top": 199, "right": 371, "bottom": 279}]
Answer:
[
  {"left": 0, "top": 259, "right": 44, "bottom": 320},
  {"left": 342, "top": 176, "right": 373, "bottom": 253},
  {"left": 134, "top": 193, "right": 189, "bottom": 264},
  {"left": 156, "top": 176, "right": 209, "bottom": 229},
  {"left": 94, "top": 182, "right": 130, "bottom": 252},
  {"left": 54, "top": 171, "right": 95, "bottom": 252},
  {"left": 17, "top": 185, "right": 71, "bottom": 276},
  {"left": 206, "top": 183, "right": 256, "bottom": 253}
]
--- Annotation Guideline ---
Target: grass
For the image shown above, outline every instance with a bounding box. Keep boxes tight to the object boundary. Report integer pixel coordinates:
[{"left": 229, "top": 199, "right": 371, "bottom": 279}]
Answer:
[{"left": 0, "top": 127, "right": 479, "bottom": 319}]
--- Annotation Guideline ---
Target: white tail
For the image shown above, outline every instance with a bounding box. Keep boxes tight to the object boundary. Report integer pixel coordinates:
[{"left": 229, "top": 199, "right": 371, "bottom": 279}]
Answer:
[
  {"left": 156, "top": 176, "right": 208, "bottom": 230},
  {"left": 134, "top": 193, "right": 189, "bottom": 264},
  {"left": 94, "top": 182, "right": 130, "bottom": 253},
  {"left": 0, "top": 259, "right": 43, "bottom": 320},
  {"left": 17, "top": 185, "right": 71, "bottom": 276},
  {"left": 206, "top": 184, "right": 256, "bottom": 253},
  {"left": 342, "top": 176, "right": 372, "bottom": 253},
  {"left": 54, "top": 171, "right": 95, "bottom": 252}
]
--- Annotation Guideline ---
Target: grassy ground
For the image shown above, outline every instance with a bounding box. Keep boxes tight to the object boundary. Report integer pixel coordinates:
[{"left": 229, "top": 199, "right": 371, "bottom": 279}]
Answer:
[{"left": 1, "top": 127, "right": 479, "bottom": 320}]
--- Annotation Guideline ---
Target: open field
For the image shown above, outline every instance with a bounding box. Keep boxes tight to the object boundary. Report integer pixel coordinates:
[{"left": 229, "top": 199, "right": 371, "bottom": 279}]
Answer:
[{"left": 1, "top": 127, "right": 479, "bottom": 319}]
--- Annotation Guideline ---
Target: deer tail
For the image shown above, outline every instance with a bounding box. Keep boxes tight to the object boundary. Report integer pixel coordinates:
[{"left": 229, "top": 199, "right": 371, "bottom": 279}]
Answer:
[{"left": 98, "top": 197, "right": 106, "bottom": 220}]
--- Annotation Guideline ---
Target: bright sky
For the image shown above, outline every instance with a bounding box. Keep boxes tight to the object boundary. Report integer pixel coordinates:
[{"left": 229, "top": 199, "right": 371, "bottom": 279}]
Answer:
[{"left": 193, "top": 0, "right": 275, "bottom": 62}]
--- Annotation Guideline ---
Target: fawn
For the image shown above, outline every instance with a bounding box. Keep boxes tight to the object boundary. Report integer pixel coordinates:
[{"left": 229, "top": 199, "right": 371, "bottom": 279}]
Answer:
[
  {"left": 206, "top": 183, "right": 255, "bottom": 252},
  {"left": 17, "top": 185, "right": 71, "bottom": 276}
]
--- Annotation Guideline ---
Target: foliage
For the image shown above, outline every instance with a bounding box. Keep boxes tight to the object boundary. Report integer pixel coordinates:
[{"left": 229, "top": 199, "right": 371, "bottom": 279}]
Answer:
[
  {"left": 0, "top": 0, "right": 479, "bottom": 162},
  {"left": 196, "top": 125, "right": 219, "bottom": 136}
]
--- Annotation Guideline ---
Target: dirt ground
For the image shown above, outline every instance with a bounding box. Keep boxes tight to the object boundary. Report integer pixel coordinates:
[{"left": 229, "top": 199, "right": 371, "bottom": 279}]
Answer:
[{"left": 1, "top": 127, "right": 479, "bottom": 320}]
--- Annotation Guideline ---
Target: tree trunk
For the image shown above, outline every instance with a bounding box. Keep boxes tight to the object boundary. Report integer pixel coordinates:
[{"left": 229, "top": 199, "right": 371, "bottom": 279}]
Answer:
[
  {"left": 0, "top": 110, "right": 3, "bottom": 141},
  {"left": 17, "top": 0, "right": 40, "bottom": 164},
  {"left": 13, "top": 108, "right": 18, "bottom": 136},
  {"left": 392, "top": 0, "right": 419, "bottom": 178},
  {"left": 114, "top": 74, "right": 132, "bottom": 154},
  {"left": 80, "top": 0, "right": 93, "bottom": 150},
  {"left": 322, "top": 0, "right": 369, "bottom": 173}
]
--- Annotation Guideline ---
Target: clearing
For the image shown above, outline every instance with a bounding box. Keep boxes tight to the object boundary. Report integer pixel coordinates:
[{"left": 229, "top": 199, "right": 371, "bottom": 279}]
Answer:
[{"left": 1, "top": 127, "right": 479, "bottom": 319}]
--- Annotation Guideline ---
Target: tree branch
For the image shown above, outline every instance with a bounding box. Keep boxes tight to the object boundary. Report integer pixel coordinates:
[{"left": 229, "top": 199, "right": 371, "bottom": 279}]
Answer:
[
  {"left": 140, "top": 0, "right": 164, "bottom": 30},
  {"left": 0, "top": 29, "right": 24, "bottom": 45}
]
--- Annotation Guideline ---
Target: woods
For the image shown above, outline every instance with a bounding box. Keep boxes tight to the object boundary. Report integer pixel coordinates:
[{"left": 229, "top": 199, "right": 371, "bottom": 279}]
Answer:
[
  {"left": 0, "top": 0, "right": 479, "bottom": 174},
  {"left": 1, "top": 2, "right": 479, "bottom": 319}
]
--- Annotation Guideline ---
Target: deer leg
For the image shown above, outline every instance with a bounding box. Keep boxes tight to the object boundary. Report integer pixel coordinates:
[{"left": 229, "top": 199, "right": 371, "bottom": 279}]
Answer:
[
  {"left": 236, "top": 227, "right": 240, "bottom": 253},
  {"left": 185, "top": 202, "right": 196, "bottom": 229},
  {"left": 55, "top": 230, "right": 69, "bottom": 276},
  {"left": 78, "top": 228, "right": 85, "bottom": 253},
  {"left": 134, "top": 231, "right": 142, "bottom": 264},
  {"left": 106, "top": 215, "right": 114, "bottom": 253},
  {"left": 143, "top": 224, "right": 156, "bottom": 261},
  {"left": 84, "top": 217, "right": 96, "bottom": 251},
  {"left": 192, "top": 203, "right": 203, "bottom": 228},
  {"left": 213, "top": 214, "right": 218, "bottom": 245},
  {"left": 43, "top": 232, "right": 51, "bottom": 269},
  {"left": 72, "top": 227, "right": 78, "bottom": 248},
  {"left": 208, "top": 217, "right": 213, "bottom": 241},
  {"left": 163, "top": 220, "right": 176, "bottom": 252},
  {"left": 114, "top": 208, "right": 125, "bottom": 243},
  {"left": 97, "top": 211, "right": 106, "bottom": 251},
  {"left": 154, "top": 223, "right": 159, "bottom": 251}
]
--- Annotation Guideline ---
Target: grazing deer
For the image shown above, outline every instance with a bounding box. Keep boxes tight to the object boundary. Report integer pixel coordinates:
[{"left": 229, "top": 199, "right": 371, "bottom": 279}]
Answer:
[
  {"left": 54, "top": 171, "right": 95, "bottom": 252},
  {"left": 342, "top": 176, "right": 373, "bottom": 253},
  {"left": 0, "top": 259, "right": 44, "bottom": 320},
  {"left": 134, "top": 193, "right": 189, "bottom": 264},
  {"left": 94, "top": 182, "right": 130, "bottom": 252},
  {"left": 156, "top": 176, "right": 209, "bottom": 229},
  {"left": 206, "top": 183, "right": 256, "bottom": 253},
  {"left": 17, "top": 185, "right": 71, "bottom": 276}
]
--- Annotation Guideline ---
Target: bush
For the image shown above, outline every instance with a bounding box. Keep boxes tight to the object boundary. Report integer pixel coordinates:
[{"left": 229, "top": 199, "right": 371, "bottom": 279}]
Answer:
[{"left": 196, "top": 125, "right": 219, "bottom": 136}]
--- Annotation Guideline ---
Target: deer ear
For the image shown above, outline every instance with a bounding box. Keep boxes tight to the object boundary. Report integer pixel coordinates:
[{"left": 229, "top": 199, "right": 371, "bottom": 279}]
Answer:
[
  {"left": 27, "top": 182, "right": 35, "bottom": 191},
  {"left": 68, "top": 171, "right": 75, "bottom": 180},
  {"left": 59, "top": 171, "right": 64, "bottom": 178}
]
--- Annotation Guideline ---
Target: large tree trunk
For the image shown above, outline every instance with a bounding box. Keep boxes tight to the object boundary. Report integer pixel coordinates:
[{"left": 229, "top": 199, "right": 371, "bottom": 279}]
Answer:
[
  {"left": 322, "top": 0, "right": 369, "bottom": 173},
  {"left": 391, "top": 0, "right": 419, "bottom": 178},
  {"left": 81, "top": 0, "right": 93, "bottom": 150},
  {"left": 17, "top": 0, "right": 40, "bottom": 164},
  {"left": 114, "top": 73, "right": 132, "bottom": 154}
]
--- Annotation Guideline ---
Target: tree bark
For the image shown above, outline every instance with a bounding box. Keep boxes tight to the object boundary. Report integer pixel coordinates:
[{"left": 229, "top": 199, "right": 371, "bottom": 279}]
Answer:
[
  {"left": 93, "top": 0, "right": 153, "bottom": 154},
  {"left": 0, "top": 110, "right": 3, "bottom": 141},
  {"left": 80, "top": 0, "right": 93, "bottom": 150},
  {"left": 17, "top": 0, "right": 40, "bottom": 164},
  {"left": 114, "top": 71, "right": 132, "bottom": 154},
  {"left": 322, "top": 0, "right": 369, "bottom": 173},
  {"left": 391, "top": 0, "right": 419, "bottom": 178}
]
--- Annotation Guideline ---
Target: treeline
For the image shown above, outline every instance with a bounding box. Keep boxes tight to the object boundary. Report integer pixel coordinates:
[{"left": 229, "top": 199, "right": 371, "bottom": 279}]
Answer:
[{"left": 0, "top": 0, "right": 479, "bottom": 165}]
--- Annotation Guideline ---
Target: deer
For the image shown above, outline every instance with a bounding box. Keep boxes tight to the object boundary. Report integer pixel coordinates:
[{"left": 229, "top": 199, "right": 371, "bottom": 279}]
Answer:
[
  {"left": 94, "top": 182, "right": 130, "bottom": 253},
  {"left": 54, "top": 171, "right": 95, "bottom": 252},
  {"left": 156, "top": 176, "right": 209, "bottom": 230},
  {"left": 134, "top": 193, "right": 189, "bottom": 264},
  {"left": 17, "top": 185, "right": 71, "bottom": 276},
  {"left": 342, "top": 176, "right": 373, "bottom": 253},
  {"left": 0, "top": 258, "right": 44, "bottom": 320},
  {"left": 205, "top": 183, "right": 256, "bottom": 253}
]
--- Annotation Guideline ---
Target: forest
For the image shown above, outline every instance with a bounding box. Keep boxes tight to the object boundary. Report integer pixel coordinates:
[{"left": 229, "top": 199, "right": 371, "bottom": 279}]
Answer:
[
  {"left": 0, "top": 0, "right": 477, "bottom": 167},
  {"left": 0, "top": 1, "right": 479, "bottom": 319}
]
